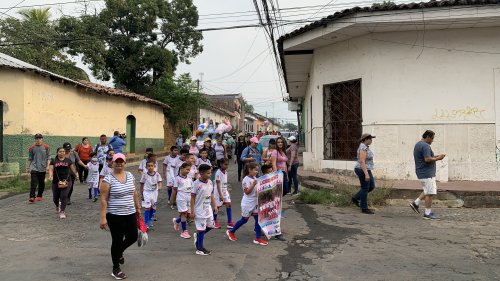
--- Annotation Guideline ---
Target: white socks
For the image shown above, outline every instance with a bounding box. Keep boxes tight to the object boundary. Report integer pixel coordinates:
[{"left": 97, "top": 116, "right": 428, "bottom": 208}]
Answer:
[
  {"left": 414, "top": 198, "right": 421, "bottom": 206},
  {"left": 424, "top": 208, "right": 431, "bottom": 215}
]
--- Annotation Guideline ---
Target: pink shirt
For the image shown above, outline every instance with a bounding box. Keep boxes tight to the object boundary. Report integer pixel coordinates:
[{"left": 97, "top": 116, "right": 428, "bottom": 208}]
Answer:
[{"left": 271, "top": 150, "right": 288, "bottom": 171}]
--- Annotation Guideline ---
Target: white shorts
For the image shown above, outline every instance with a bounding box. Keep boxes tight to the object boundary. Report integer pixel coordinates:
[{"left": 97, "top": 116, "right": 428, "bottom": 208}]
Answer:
[
  {"left": 420, "top": 177, "right": 437, "bottom": 195},
  {"left": 214, "top": 187, "right": 231, "bottom": 207},
  {"left": 195, "top": 216, "right": 215, "bottom": 231},
  {"left": 166, "top": 173, "right": 175, "bottom": 187},
  {"left": 142, "top": 190, "right": 158, "bottom": 209},
  {"left": 241, "top": 203, "right": 258, "bottom": 217},
  {"left": 176, "top": 192, "right": 191, "bottom": 213},
  {"left": 88, "top": 181, "right": 98, "bottom": 189}
]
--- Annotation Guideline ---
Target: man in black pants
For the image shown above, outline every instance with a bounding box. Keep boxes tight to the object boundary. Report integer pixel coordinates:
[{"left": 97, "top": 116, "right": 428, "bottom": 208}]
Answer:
[{"left": 27, "top": 134, "right": 50, "bottom": 203}]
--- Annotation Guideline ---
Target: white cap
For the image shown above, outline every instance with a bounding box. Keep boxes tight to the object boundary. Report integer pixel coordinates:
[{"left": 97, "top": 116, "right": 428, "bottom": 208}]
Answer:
[{"left": 288, "top": 136, "right": 297, "bottom": 141}]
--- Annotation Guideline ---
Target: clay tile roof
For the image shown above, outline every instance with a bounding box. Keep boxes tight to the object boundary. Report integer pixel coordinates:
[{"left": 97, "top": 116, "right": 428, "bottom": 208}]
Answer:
[
  {"left": 278, "top": 0, "right": 500, "bottom": 42},
  {"left": 77, "top": 80, "right": 169, "bottom": 109}
]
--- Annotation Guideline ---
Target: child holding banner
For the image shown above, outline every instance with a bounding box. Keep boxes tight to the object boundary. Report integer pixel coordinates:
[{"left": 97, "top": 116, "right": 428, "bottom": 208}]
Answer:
[
  {"left": 261, "top": 165, "right": 286, "bottom": 241},
  {"left": 225, "top": 162, "right": 269, "bottom": 246}
]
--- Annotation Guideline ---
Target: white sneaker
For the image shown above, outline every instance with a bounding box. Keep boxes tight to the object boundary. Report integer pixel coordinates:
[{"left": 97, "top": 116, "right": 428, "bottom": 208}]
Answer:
[{"left": 59, "top": 211, "right": 66, "bottom": 219}]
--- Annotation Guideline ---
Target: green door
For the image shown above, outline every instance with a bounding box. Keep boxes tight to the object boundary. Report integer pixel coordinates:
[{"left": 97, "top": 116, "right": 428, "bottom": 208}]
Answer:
[{"left": 126, "top": 115, "right": 136, "bottom": 153}]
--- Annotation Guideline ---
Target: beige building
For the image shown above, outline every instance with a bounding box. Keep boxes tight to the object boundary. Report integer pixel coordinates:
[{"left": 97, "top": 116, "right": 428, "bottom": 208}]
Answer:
[
  {"left": 279, "top": 1, "right": 500, "bottom": 181},
  {"left": 0, "top": 53, "right": 168, "bottom": 172},
  {"left": 199, "top": 103, "right": 236, "bottom": 130}
]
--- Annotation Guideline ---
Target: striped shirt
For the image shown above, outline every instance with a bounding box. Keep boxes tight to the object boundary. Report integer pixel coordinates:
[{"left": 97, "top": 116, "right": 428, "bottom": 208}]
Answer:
[{"left": 104, "top": 172, "right": 136, "bottom": 215}]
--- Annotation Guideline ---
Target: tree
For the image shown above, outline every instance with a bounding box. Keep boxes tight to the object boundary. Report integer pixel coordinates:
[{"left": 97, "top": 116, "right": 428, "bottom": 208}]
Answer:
[
  {"left": 283, "top": 123, "right": 298, "bottom": 131},
  {"left": 152, "top": 73, "right": 207, "bottom": 124},
  {"left": 58, "top": 0, "right": 203, "bottom": 95},
  {"left": 242, "top": 99, "right": 254, "bottom": 113},
  {"left": 0, "top": 8, "right": 90, "bottom": 81}
]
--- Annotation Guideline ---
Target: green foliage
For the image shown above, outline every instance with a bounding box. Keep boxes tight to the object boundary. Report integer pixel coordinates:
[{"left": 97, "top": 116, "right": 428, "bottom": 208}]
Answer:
[
  {"left": 0, "top": 8, "right": 90, "bottom": 81},
  {"left": 180, "top": 127, "right": 192, "bottom": 139},
  {"left": 242, "top": 99, "right": 254, "bottom": 113},
  {"left": 298, "top": 184, "right": 392, "bottom": 207},
  {"left": 371, "top": 1, "right": 396, "bottom": 9},
  {"left": 152, "top": 73, "right": 207, "bottom": 124},
  {"left": 283, "top": 123, "right": 298, "bottom": 131},
  {"left": 57, "top": 0, "right": 203, "bottom": 95},
  {"left": 0, "top": 177, "right": 30, "bottom": 193}
]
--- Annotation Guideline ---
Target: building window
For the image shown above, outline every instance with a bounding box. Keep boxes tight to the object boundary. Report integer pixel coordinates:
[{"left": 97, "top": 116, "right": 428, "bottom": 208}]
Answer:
[{"left": 323, "top": 79, "right": 362, "bottom": 161}]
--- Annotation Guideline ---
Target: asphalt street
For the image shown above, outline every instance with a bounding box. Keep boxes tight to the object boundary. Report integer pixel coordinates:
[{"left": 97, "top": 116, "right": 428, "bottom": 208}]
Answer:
[{"left": 1, "top": 162, "right": 499, "bottom": 281}]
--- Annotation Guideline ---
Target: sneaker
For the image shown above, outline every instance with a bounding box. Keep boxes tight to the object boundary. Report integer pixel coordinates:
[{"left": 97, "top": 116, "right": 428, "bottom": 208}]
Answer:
[
  {"left": 55, "top": 207, "right": 60, "bottom": 213},
  {"left": 36, "top": 196, "right": 42, "bottom": 201},
  {"left": 172, "top": 218, "right": 179, "bottom": 231},
  {"left": 351, "top": 197, "right": 360, "bottom": 207},
  {"left": 152, "top": 212, "right": 157, "bottom": 221},
  {"left": 361, "top": 209, "right": 374, "bottom": 214},
  {"left": 409, "top": 202, "right": 420, "bottom": 214},
  {"left": 119, "top": 256, "right": 125, "bottom": 265},
  {"left": 93, "top": 197, "right": 98, "bottom": 202},
  {"left": 227, "top": 222, "right": 235, "bottom": 229},
  {"left": 29, "top": 198, "right": 35, "bottom": 203},
  {"left": 111, "top": 268, "right": 127, "bottom": 280},
  {"left": 170, "top": 204, "right": 176, "bottom": 210},
  {"left": 423, "top": 212, "right": 440, "bottom": 220},
  {"left": 180, "top": 231, "right": 191, "bottom": 239},
  {"left": 226, "top": 230, "right": 237, "bottom": 241},
  {"left": 59, "top": 212, "right": 66, "bottom": 219},
  {"left": 195, "top": 248, "right": 210, "bottom": 256},
  {"left": 147, "top": 221, "right": 154, "bottom": 228},
  {"left": 253, "top": 238, "right": 269, "bottom": 246},
  {"left": 213, "top": 220, "right": 221, "bottom": 229}
]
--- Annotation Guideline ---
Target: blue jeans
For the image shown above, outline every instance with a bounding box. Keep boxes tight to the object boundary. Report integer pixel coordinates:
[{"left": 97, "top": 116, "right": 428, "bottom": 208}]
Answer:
[
  {"left": 281, "top": 170, "right": 289, "bottom": 195},
  {"left": 288, "top": 163, "right": 299, "bottom": 194},
  {"left": 354, "top": 168, "right": 375, "bottom": 209}
]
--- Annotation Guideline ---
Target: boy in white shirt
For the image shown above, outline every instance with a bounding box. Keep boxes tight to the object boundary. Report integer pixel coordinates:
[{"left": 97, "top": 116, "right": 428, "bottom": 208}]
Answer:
[
  {"left": 172, "top": 162, "right": 194, "bottom": 239},
  {"left": 163, "top": 146, "right": 179, "bottom": 204},
  {"left": 213, "top": 158, "right": 233, "bottom": 229},
  {"left": 140, "top": 161, "right": 163, "bottom": 228},
  {"left": 87, "top": 157, "right": 100, "bottom": 202}
]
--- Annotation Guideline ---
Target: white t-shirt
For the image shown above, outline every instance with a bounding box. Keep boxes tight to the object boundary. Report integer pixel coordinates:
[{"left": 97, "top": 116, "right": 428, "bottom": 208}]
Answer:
[
  {"left": 174, "top": 158, "right": 187, "bottom": 177},
  {"left": 241, "top": 176, "right": 258, "bottom": 206},
  {"left": 196, "top": 157, "right": 212, "bottom": 168},
  {"left": 174, "top": 175, "right": 193, "bottom": 193},
  {"left": 140, "top": 172, "right": 162, "bottom": 191},
  {"left": 100, "top": 164, "right": 113, "bottom": 178},
  {"left": 188, "top": 165, "right": 198, "bottom": 180},
  {"left": 87, "top": 161, "right": 100, "bottom": 183},
  {"left": 215, "top": 169, "right": 228, "bottom": 190},
  {"left": 163, "top": 155, "right": 179, "bottom": 175},
  {"left": 191, "top": 179, "right": 213, "bottom": 219},
  {"left": 138, "top": 159, "right": 158, "bottom": 172}
]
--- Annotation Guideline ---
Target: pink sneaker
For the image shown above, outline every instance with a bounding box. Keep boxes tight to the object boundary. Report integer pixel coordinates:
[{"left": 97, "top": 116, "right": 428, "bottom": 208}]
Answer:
[
  {"left": 172, "top": 218, "right": 179, "bottom": 231},
  {"left": 213, "top": 220, "right": 221, "bottom": 229},
  {"left": 59, "top": 212, "right": 66, "bottom": 219},
  {"left": 180, "top": 231, "right": 191, "bottom": 239},
  {"left": 253, "top": 238, "right": 269, "bottom": 246}
]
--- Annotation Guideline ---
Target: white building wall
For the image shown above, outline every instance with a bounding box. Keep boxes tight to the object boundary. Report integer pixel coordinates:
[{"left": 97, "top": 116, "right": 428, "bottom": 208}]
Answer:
[
  {"left": 303, "top": 26, "right": 500, "bottom": 181},
  {"left": 199, "top": 108, "right": 228, "bottom": 127}
]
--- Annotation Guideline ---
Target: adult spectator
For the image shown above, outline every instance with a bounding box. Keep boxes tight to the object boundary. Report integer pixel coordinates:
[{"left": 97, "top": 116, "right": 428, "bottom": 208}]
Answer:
[
  {"left": 48, "top": 147, "right": 78, "bottom": 219},
  {"left": 352, "top": 134, "right": 376, "bottom": 214},
  {"left": 94, "top": 135, "right": 113, "bottom": 173},
  {"left": 235, "top": 133, "right": 247, "bottom": 182},
  {"left": 176, "top": 134, "right": 184, "bottom": 149},
  {"left": 75, "top": 137, "right": 92, "bottom": 183},
  {"left": 409, "top": 130, "right": 446, "bottom": 220},
  {"left": 109, "top": 131, "right": 126, "bottom": 154},
  {"left": 63, "top": 143, "right": 87, "bottom": 205},
  {"left": 262, "top": 138, "right": 277, "bottom": 166},
  {"left": 240, "top": 137, "right": 262, "bottom": 170},
  {"left": 271, "top": 136, "right": 289, "bottom": 195},
  {"left": 286, "top": 136, "right": 300, "bottom": 195},
  {"left": 213, "top": 136, "right": 227, "bottom": 167},
  {"left": 27, "top": 133, "right": 50, "bottom": 203},
  {"left": 202, "top": 138, "right": 217, "bottom": 167},
  {"left": 188, "top": 136, "right": 199, "bottom": 156},
  {"left": 99, "top": 153, "right": 140, "bottom": 280}
]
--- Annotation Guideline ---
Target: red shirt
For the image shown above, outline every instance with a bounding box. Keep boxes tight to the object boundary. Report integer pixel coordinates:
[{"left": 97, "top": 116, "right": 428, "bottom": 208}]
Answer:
[{"left": 75, "top": 144, "right": 93, "bottom": 162}]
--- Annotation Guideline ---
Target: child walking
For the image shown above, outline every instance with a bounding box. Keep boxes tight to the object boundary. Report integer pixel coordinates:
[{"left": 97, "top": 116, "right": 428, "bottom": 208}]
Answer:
[
  {"left": 197, "top": 149, "right": 212, "bottom": 168},
  {"left": 140, "top": 161, "right": 163, "bottom": 229},
  {"left": 187, "top": 154, "right": 199, "bottom": 180},
  {"left": 163, "top": 146, "right": 179, "bottom": 204},
  {"left": 191, "top": 164, "right": 218, "bottom": 256},
  {"left": 214, "top": 159, "right": 234, "bottom": 229},
  {"left": 139, "top": 151, "right": 158, "bottom": 175},
  {"left": 226, "top": 162, "right": 268, "bottom": 246},
  {"left": 172, "top": 163, "right": 193, "bottom": 239},
  {"left": 87, "top": 157, "right": 100, "bottom": 202}
]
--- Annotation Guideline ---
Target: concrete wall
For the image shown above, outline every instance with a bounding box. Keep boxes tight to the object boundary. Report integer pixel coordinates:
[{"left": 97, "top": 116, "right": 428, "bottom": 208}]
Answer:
[
  {"left": 200, "top": 108, "right": 228, "bottom": 127},
  {"left": 302, "top": 26, "right": 500, "bottom": 181}
]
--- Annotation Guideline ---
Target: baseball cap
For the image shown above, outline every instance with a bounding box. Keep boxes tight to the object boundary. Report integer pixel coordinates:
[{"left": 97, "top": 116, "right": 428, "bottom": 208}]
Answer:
[
  {"left": 91, "top": 157, "right": 98, "bottom": 162},
  {"left": 250, "top": 137, "right": 259, "bottom": 144},
  {"left": 34, "top": 133, "right": 43, "bottom": 139},
  {"left": 288, "top": 136, "right": 297, "bottom": 141},
  {"left": 204, "top": 137, "right": 212, "bottom": 142},
  {"left": 112, "top": 153, "right": 126, "bottom": 162},
  {"left": 190, "top": 136, "right": 197, "bottom": 141},
  {"left": 63, "top": 142, "right": 72, "bottom": 150},
  {"left": 359, "top": 133, "right": 376, "bottom": 142}
]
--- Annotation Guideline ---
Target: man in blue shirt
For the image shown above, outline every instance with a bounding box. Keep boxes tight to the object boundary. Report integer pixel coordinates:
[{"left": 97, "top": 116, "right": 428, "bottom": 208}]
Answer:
[
  {"left": 109, "top": 131, "right": 126, "bottom": 154},
  {"left": 409, "top": 130, "right": 446, "bottom": 220}
]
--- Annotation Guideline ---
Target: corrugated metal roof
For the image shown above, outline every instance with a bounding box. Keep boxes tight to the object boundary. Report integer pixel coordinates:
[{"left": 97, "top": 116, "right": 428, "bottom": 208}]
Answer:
[{"left": 0, "top": 52, "right": 169, "bottom": 109}]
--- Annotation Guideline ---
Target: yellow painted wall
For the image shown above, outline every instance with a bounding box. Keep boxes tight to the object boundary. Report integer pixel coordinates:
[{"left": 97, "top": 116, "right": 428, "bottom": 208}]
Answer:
[
  {"left": 0, "top": 69, "right": 164, "bottom": 138},
  {"left": 0, "top": 69, "right": 26, "bottom": 135}
]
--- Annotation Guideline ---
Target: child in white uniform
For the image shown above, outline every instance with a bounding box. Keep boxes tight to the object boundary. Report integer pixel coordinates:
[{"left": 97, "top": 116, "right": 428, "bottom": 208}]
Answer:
[
  {"left": 172, "top": 163, "right": 193, "bottom": 239},
  {"left": 87, "top": 157, "right": 100, "bottom": 202},
  {"left": 213, "top": 158, "right": 233, "bottom": 229},
  {"left": 163, "top": 146, "right": 179, "bottom": 203},
  {"left": 140, "top": 161, "right": 163, "bottom": 228}
]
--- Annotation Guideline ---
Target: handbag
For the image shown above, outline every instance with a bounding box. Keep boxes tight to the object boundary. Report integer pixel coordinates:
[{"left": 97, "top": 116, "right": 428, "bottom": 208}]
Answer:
[{"left": 55, "top": 160, "right": 70, "bottom": 189}]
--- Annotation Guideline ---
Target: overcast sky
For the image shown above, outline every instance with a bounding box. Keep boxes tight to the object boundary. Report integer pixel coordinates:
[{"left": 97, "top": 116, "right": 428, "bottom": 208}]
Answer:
[{"left": 0, "top": 0, "right": 389, "bottom": 125}]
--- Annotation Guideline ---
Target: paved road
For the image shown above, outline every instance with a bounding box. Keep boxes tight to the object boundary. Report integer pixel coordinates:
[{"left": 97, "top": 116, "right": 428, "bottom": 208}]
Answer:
[{"left": 1, "top": 162, "right": 499, "bottom": 280}]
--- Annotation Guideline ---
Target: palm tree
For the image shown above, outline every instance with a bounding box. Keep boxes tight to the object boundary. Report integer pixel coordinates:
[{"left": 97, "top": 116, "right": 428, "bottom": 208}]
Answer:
[{"left": 18, "top": 7, "right": 51, "bottom": 24}]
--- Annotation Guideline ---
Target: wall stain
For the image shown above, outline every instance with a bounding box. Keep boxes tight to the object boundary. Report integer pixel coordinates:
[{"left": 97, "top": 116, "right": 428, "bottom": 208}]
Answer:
[{"left": 432, "top": 106, "right": 486, "bottom": 121}]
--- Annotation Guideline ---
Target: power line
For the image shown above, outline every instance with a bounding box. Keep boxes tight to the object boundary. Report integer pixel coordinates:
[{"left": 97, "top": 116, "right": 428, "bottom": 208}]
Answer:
[
  {"left": 0, "top": 0, "right": 26, "bottom": 18},
  {"left": 0, "top": 0, "right": 102, "bottom": 10}
]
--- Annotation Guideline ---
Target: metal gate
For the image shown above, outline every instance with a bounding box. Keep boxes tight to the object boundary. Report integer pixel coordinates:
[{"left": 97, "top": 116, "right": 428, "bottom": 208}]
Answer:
[{"left": 323, "top": 79, "right": 362, "bottom": 160}]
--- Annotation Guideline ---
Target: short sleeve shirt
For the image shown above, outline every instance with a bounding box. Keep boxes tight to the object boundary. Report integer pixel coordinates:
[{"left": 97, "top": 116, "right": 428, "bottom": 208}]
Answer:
[
  {"left": 87, "top": 162, "right": 100, "bottom": 183},
  {"left": 140, "top": 172, "right": 162, "bottom": 191},
  {"left": 104, "top": 172, "right": 136, "bottom": 215},
  {"left": 196, "top": 158, "right": 212, "bottom": 168},
  {"left": 174, "top": 175, "right": 193, "bottom": 193},
  {"left": 191, "top": 179, "right": 214, "bottom": 218},
  {"left": 286, "top": 144, "right": 299, "bottom": 165},
  {"left": 163, "top": 155, "right": 179, "bottom": 175},
  {"left": 214, "top": 144, "right": 225, "bottom": 160},
  {"left": 354, "top": 143, "right": 374, "bottom": 170},
  {"left": 271, "top": 150, "right": 288, "bottom": 171},
  {"left": 241, "top": 176, "right": 258, "bottom": 206},
  {"left": 414, "top": 141, "right": 436, "bottom": 179},
  {"left": 215, "top": 169, "right": 227, "bottom": 190},
  {"left": 50, "top": 157, "right": 73, "bottom": 184}
]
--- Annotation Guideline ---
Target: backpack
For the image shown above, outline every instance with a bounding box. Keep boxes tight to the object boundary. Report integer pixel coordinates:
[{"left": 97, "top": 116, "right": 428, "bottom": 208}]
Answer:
[{"left": 94, "top": 144, "right": 113, "bottom": 154}]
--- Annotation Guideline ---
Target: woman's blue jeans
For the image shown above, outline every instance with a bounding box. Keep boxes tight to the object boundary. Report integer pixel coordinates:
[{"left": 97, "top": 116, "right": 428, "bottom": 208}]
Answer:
[
  {"left": 354, "top": 168, "right": 375, "bottom": 209},
  {"left": 288, "top": 163, "right": 299, "bottom": 194}
]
